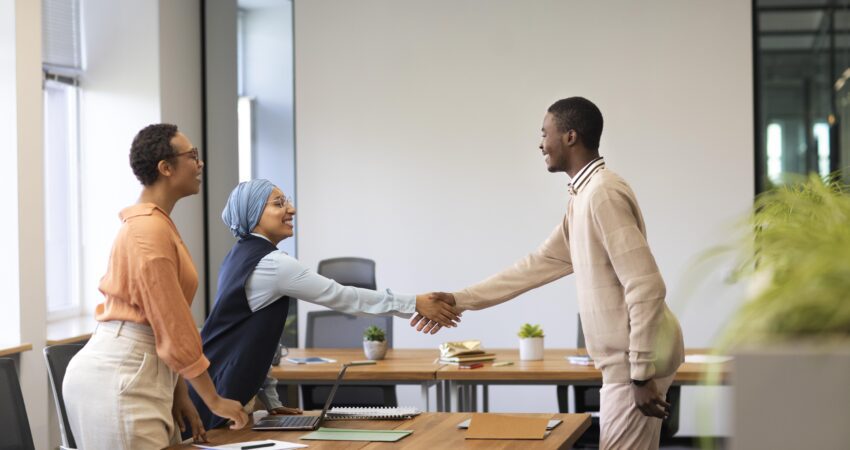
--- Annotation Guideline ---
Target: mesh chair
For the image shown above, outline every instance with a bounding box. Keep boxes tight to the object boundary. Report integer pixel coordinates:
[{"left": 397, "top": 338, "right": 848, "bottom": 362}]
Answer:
[
  {"left": 300, "top": 257, "right": 398, "bottom": 410},
  {"left": 556, "top": 315, "right": 680, "bottom": 447},
  {"left": 302, "top": 311, "right": 397, "bottom": 409},
  {"left": 316, "top": 258, "right": 376, "bottom": 289},
  {"left": 44, "top": 344, "right": 85, "bottom": 449},
  {"left": 0, "top": 358, "right": 35, "bottom": 450}
]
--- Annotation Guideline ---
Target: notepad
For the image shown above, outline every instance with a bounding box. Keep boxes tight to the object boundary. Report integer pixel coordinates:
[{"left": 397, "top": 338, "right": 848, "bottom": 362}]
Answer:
[
  {"left": 326, "top": 406, "right": 421, "bottom": 420},
  {"left": 566, "top": 355, "right": 594, "bottom": 366},
  {"left": 465, "top": 414, "right": 549, "bottom": 440},
  {"left": 284, "top": 356, "right": 336, "bottom": 364},
  {"left": 457, "top": 418, "right": 562, "bottom": 430},
  {"left": 300, "top": 427, "right": 412, "bottom": 442}
]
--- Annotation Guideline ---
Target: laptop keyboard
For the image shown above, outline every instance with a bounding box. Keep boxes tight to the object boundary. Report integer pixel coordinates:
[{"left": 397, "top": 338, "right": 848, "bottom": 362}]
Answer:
[{"left": 270, "top": 415, "right": 318, "bottom": 427}]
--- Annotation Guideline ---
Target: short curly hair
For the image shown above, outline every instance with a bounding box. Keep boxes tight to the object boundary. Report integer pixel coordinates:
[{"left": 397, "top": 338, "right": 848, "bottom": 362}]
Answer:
[
  {"left": 129, "top": 123, "right": 179, "bottom": 186},
  {"left": 547, "top": 97, "right": 604, "bottom": 151}
]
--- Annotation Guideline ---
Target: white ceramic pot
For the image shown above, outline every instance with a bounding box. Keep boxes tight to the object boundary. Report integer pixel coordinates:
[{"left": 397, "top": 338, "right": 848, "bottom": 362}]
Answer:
[
  {"left": 363, "top": 339, "right": 387, "bottom": 360},
  {"left": 519, "top": 337, "right": 544, "bottom": 361}
]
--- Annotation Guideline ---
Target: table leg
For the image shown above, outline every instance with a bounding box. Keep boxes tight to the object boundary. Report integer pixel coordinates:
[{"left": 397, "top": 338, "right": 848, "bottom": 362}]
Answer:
[
  {"left": 483, "top": 384, "right": 489, "bottom": 412},
  {"left": 444, "top": 381, "right": 451, "bottom": 412},
  {"left": 436, "top": 381, "right": 444, "bottom": 412},
  {"left": 470, "top": 383, "right": 477, "bottom": 412},
  {"left": 421, "top": 382, "right": 430, "bottom": 412},
  {"left": 449, "top": 380, "right": 459, "bottom": 412}
]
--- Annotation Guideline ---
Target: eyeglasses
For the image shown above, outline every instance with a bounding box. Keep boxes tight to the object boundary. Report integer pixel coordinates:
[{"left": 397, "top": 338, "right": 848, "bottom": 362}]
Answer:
[
  {"left": 268, "top": 195, "right": 294, "bottom": 209},
  {"left": 173, "top": 148, "right": 201, "bottom": 163}
]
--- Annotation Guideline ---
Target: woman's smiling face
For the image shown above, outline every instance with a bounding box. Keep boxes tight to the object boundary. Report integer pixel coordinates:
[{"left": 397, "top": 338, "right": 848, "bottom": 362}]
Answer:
[{"left": 252, "top": 187, "right": 296, "bottom": 243}]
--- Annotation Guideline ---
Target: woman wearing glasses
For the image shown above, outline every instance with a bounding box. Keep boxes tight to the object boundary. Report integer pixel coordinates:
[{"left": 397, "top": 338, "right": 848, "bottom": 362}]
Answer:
[
  {"left": 63, "top": 124, "right": 248, "bottom": 449},
  {"left": 188, "top": 179, "right": 461, "bottom": 430}
]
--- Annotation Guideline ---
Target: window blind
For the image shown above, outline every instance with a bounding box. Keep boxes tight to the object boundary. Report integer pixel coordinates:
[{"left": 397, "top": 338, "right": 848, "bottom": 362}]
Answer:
[{"left": 42, "top": 0, "right": 81, "bottom": 71}]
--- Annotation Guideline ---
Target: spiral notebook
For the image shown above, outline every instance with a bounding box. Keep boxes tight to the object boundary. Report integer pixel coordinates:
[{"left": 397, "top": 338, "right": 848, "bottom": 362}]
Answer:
[{"left": 326, "top": 406, "right": 422, "bottom": 420}]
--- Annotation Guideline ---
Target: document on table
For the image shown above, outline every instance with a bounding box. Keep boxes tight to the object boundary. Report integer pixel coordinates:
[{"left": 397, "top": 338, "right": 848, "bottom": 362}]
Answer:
[
  {"left": 193, "top": 439, "right": 307, "bottom": 449},
  {"left": 300, "top": 427, "right": 412, "bottom": 442},
  {"left": 684, "top": 354, "right": 733, "bottom": 364},
  {"left": 284, "top": 357, "right": 336, "bottom": 364}
]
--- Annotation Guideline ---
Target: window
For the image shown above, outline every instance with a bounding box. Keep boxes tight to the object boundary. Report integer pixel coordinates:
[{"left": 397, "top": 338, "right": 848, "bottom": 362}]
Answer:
[
  {"left": 238, "top": 96, "right": 254, "bottom": 183},
  {"left": 44, "top": 78, "right": 82, "bottom": 318},
  {"left": 766, "top": 123, "right": 783, "bottom": 185},
  {"left": 43, "top": 0, "right": 83, "bottom": 318},
  {"left": 754, "top": 1, "right": 848, "bottom": 191},
  {"left": 813, "top": 122, "right": 830, "bottom": 177}
]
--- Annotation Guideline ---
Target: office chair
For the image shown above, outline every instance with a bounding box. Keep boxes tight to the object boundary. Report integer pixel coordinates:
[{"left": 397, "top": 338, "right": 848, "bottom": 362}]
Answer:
[
  {"left": 44, "top": 343, "right": 85, "bottom": 449},
  {"left": 0, "top": 358, "right": 35, "bottom": 450},
  {"left": 316, "top": 257, "right": 376, "bottom": 289},
  {"left": 300, "top": 257, "right": 398, "bottom": 410},
  {"left": 301, "top": 311, "right": 398, "bottom": 409},
  {"left": 557, "top": 315, "right": 681, "bottom": 448}
]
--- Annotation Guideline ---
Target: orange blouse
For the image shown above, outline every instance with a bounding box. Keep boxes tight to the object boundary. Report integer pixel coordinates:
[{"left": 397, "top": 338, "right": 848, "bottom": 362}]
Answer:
[{"left": 95, "top": 203, "right": 210, "bottom": 378}]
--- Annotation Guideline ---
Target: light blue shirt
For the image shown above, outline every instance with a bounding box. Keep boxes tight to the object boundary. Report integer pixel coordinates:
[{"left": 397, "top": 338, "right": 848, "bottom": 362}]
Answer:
[{"left": 244, "top": 233, "right": 416, "bottom": 316}]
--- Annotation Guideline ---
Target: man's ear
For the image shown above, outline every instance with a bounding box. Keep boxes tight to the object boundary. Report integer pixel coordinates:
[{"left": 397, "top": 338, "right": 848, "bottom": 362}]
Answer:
[
  {"left": 157, "top": 159, "right": 173, "bottom": 178},
  {"left": 563, "top": 130, "right": 578, "bottom": 147}
]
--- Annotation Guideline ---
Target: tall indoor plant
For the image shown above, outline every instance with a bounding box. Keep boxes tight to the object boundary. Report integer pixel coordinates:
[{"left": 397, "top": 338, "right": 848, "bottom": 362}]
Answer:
[{"left": 716, "top": 174, "right": 850, "bottom": 449}]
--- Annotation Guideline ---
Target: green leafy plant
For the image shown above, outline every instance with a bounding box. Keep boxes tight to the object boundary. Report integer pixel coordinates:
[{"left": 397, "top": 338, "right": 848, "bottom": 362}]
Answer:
[
  {"left": 517, "top": 323, "right": 544, "bottom": 339},
  {"left": 718, "top": 173, "right": 850, "bottom": 348},
  {"left": 363, "top": 325, "right": 386, "bottom": 342}
]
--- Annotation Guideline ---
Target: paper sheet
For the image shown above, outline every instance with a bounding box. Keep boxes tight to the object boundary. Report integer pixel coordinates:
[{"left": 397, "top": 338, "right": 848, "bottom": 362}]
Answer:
[{"left": 193, "top": 439, "right": 307, "bottom": 449}]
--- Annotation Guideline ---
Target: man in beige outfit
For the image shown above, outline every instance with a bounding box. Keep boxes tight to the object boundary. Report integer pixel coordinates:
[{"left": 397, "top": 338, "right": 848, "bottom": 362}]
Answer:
[{"left": 411, "top": 97, "right": 684, "bottom": 450}]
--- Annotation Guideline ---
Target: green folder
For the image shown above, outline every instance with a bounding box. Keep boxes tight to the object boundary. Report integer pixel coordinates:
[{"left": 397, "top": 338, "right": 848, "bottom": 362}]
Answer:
[{"left": 300, "top": 427, "right": 413, "bottom": 442}]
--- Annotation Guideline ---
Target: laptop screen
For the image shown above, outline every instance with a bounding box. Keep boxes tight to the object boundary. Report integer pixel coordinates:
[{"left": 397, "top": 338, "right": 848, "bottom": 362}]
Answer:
[{"left": 316, "top": 364, "right": 350, "bottom": 422}]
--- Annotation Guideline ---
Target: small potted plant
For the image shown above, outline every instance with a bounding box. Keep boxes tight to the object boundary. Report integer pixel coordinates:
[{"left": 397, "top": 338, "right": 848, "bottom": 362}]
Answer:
[
  {"left": 363, "top": 325, "right": 388, "bottom": 360},
  {"left": 518, "top": 323, "right": 545, "bottom": 361}
]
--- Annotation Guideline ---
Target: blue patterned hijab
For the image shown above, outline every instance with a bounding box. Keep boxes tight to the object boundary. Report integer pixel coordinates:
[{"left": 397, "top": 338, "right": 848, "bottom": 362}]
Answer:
[{"left": 221, "top": 179, "right": 275, "bottom": 238}]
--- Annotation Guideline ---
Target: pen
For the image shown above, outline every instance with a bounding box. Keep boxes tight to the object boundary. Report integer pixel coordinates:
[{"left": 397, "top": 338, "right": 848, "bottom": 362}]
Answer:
[
  {"left": 348, "top": 360, "right": 377, "bottom": 366},
  {"left": 459, "top": 362, "right": 484, "bottom": 369},
  {"left": 492, "top": 361, "right": 514, "bottom": 367},
  {"left": 241, "top": 443, "right": 275, "bottom": 450}
]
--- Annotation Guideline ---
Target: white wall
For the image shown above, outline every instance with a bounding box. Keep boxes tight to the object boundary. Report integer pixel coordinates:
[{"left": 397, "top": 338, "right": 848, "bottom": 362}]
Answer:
[
  {"left": 78, "top": 0, "right": 162, "bottom": 314},
  {"left": 160, "top": 0, "right": 206, "bottom": 323},
  {"left": 79, "top": 0, "right": 207, "bottom": 324},
  {"left": 295, "top": 0, "right": 752, "bottom": 436},
  {"left": 204, "top": 0, "right": 240, "bottom": 307},
  {"left": 0, "top": 0, "right": 21, "bottom": 347}
]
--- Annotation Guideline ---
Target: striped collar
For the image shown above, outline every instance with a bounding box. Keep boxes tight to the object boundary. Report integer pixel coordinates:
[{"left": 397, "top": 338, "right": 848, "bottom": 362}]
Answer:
[{"left": 568, "top": 156, "right": 605, "bottom": 195}]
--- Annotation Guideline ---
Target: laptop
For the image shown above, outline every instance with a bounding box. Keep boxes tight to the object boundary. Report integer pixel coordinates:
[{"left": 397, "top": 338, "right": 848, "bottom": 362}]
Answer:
[{"left": 252, "top": 363, "right": 350, "bottom": 431}]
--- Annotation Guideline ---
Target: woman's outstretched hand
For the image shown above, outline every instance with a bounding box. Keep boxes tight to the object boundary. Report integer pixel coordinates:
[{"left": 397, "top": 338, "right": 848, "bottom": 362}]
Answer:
[{"left": 412, "top": 292, "right": 460, "bottom": 334}]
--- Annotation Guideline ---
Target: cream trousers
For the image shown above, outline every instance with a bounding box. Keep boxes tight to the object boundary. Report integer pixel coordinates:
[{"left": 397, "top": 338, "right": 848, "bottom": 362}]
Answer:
[
  {"left": 64, "top": 321, "right": 180, "bottom": 450},
  {"left": 598, "top": 373, "right": 676, "bottom": 450}
]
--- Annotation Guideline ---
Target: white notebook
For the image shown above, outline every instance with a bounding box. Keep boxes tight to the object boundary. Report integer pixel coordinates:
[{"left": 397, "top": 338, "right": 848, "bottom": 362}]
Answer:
[{"left": 326, "top": 406, "right": 422, "bottom": 420}]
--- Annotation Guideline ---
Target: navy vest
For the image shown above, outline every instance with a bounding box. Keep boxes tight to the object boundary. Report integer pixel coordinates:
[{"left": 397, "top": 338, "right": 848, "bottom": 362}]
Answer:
[{"left": 188, "top": 235, "right": 290, "bottom": 430}]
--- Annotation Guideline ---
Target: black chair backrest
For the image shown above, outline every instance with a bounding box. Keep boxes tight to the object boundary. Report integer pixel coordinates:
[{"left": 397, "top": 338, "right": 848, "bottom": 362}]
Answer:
[
  {"left": 305, "top": 311, "right": 393, "bottom": 349},
  {"left": 317, "top": 257, "right": 376, "bottom": 289},
  {"left": 44, "top": 344, "right": 84, "bottom": 448},
  {"left": 301, "top": 257, "right": 397, "bottom": 410},
  {"left": 0, "top": 358, "right": 35, "bottom": 450}
]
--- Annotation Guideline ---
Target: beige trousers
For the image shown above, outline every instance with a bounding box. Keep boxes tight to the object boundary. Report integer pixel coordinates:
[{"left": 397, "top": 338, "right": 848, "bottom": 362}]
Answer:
[
  {"left": 598, "top": 373, "right": 676, "bottom": 450},
  {"left": 64, "top": 321, "right": 180, "bottom": 450}
]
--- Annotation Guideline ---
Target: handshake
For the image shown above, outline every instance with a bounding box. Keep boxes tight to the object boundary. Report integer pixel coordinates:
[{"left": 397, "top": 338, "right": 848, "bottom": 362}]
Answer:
[{"left": 412, "top": 292, "right": 460, "bottom": 335}]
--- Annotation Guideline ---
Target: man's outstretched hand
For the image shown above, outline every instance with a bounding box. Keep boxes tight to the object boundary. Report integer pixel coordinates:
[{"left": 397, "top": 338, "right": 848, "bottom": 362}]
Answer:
[
  {"left": 414, "top": 292, "right": 461, "bottom": 332},
  {"left": 411, "top": 292, "right": 457, "bottom": 334}
]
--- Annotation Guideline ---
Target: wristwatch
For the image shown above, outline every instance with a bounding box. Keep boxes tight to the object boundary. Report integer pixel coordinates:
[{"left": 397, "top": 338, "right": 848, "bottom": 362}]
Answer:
[{"left": 631, "top": 378, "right": 649, "bottom": 386}]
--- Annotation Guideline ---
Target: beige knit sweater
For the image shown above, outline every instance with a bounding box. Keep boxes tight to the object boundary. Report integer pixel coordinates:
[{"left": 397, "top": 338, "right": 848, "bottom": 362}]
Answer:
[{"left": 454, "top": 163, "right": 684, "bottom": 384}]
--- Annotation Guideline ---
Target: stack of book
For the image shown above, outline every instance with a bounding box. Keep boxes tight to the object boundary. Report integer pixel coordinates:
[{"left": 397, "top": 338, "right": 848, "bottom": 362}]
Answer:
[{"left": 439, "top": 351, "right": 496, "bottom": 365}]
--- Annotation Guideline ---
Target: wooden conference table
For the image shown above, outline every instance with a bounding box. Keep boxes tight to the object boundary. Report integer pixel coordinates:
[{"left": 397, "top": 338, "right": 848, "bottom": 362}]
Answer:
[
  {"left": 271, "top": 348, "right": 730, "bottom": 412},
  {"left": 166, "top": 412, "right": 592, "bottom": 450}
]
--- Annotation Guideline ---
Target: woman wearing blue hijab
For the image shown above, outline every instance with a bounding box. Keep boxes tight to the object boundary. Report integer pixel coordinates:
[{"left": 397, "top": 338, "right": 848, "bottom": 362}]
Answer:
[{"left": 189, "top": 179, "right": 460, "bottom": 430}]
